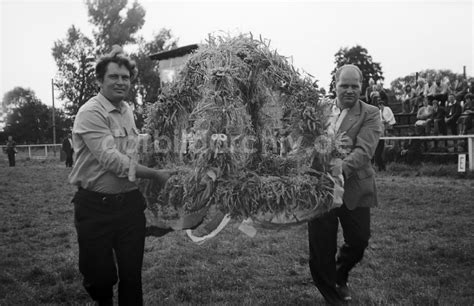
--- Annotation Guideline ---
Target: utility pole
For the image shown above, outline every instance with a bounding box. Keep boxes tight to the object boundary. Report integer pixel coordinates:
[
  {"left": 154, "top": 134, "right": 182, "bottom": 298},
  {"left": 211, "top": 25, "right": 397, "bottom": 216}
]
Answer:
[{"left": 51, "top": 78, "right": 56, "bottom": 155}]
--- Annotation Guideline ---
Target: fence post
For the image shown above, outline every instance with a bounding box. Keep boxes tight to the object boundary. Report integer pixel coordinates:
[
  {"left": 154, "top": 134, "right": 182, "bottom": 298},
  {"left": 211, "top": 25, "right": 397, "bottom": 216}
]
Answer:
[
  {"left": 468, "top": 136, "right": 473, "bottom": 171},
  {"left": 28, "top": 146, "right": 31, "bottom": 159},
  {"left": 45, "top": 146, "right": 48, "bottom": 157}
]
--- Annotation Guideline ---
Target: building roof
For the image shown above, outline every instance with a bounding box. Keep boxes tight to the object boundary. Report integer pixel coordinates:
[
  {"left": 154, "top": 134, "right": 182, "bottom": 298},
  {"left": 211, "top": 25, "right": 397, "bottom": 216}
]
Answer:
[{"left": 149, "top": 44, "right": 199, "bottom": 61}]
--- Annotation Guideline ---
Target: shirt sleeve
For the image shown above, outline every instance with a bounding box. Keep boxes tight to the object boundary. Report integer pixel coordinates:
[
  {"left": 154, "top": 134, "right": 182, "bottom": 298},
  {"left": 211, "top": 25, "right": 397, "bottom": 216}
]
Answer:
[{"left": 73, "top": 108, "right": 132, "bottom": 178}]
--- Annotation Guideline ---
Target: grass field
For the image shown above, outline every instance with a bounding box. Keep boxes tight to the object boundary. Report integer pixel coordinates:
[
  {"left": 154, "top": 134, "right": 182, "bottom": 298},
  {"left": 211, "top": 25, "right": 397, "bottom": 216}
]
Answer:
[{"left": 1, "top": 158, "right": 473, "bottom": 305}]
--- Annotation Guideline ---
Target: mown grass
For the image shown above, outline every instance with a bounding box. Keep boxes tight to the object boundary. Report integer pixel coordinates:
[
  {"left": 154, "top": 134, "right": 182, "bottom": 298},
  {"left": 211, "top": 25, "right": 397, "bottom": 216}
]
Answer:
[{"left": 0, "top": 158, "right": 473, "bottom": 305}]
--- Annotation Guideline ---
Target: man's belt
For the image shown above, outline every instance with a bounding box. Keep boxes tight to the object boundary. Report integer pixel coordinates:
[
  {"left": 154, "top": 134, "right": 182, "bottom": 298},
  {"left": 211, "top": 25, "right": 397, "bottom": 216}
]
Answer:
[{"left": 77, "top": 187, "right": 139, "bottom": 204}]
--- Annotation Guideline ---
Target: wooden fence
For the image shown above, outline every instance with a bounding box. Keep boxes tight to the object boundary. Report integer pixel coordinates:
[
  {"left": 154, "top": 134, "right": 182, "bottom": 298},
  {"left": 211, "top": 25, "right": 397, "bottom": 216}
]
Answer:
[{"left": 380, "top": 134, "right": 474, "bottom": 171}]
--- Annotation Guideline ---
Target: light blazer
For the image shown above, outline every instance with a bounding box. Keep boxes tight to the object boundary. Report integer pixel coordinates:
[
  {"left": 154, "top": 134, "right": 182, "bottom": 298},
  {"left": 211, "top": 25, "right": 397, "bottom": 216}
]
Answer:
[{"left": 339, "top": 100, "right": 383, "bottom": 210}]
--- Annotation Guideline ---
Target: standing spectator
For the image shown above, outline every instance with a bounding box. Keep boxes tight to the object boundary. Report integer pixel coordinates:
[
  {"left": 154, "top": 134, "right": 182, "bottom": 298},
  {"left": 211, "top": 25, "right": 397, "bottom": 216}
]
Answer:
[
  {"left": 457, "top": 93, "right": 474, "bottom": 135},
  {"left": 444, "top": 93, "right": 462, "bottom": 135},
  {"left": 365, "top": 77, "right": 376, "bottom": 104},
  {"left": 401, "top": 84, "right": 416, "bottom": 113},
  {"left": 5, "top": 135, "right": 17, "bottom": 167},
  {"left": 69, "top": 46, "right": 173, "bottom": 305},
  {"left": 452, "top": 75, "right": 468, "bottom": 102},
  {"left": 375, "top": 81, "right": 388, "bottom": 104},
  {"left": 425, "top": 77, "right": 437, "bottom": 103},
  {"left": 62, "top": 132, "right": 74, "bottom": 168},
  {"left": 370, "top": 90, "right": 380, "bottom": 106},
  {"left": 374, "top": 100, "right": 396, "bottom": 171},
  {"left": 432, "top": 100, "right": 447, "bottom": 135},
  {"left": 414, "top": 97, "right": 434, "bottom": 135},
  {"left": 413, "top": 78, "right": 426, "bottom": 113},
  {"left": 433, "top": 76, "right": 449, "bottom": 104}
]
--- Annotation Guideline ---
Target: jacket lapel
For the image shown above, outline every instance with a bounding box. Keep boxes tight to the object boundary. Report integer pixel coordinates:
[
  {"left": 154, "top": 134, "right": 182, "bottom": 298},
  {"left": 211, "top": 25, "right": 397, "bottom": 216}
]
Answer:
[{"left": 338, "top": 100, "right": 362, "bottom": 133}]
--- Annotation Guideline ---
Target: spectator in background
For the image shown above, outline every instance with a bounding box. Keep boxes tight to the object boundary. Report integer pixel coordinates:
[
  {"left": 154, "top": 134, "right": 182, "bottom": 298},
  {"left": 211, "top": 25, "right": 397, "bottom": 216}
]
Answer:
[
  {"left": 62, "top": 132, "right": 74, "bottom": 168},
  {"left": 401, "top": 84, "right": 416, "bottom": 113},
  {"left": 370, "top": 90, "right": 380, "bottom": 105},
  {"left": 365, "top": 77, "right": 376, "bottom": 104},
  {"left": 5, "top": 135, "right": 17, "bottom": 167},
  {"left": 375, "top": 81, "right": 388, "bottom": 104},
  {"left": 432, "top": 100, "right": 447, "bottom": 135},
  {"left": 425, "top": 77, "right": 437, "bottom": 104},
  {"left": 452, "top": 75, "right": 468, "bottom": 102},
  {"left": 374, "top": 99, "right": 396, "bottom": 171},
  {"left": 445, "top": 93, "right": 462, "bottom": 135},
  {"left": 413, "top": 78, "right": 426, "bottom": 113},
  {"left": 433, "top": 76, "right": 449, "bottom": 104},
  {"left": 467, "top": 78, "right": 474, "bottom": 94},
  {"left": 457, "top": 93, "right": 474, "bottom": 135},
  {"left": 414, "top": 97, "right": 434, "bottom": 135}
]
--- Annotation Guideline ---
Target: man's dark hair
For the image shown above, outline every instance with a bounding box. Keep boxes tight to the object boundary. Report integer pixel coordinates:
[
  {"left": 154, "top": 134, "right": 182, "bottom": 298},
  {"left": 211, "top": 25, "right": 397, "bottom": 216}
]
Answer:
[{"left": 95, "top": 46, "right": 137, "bottom": 82}]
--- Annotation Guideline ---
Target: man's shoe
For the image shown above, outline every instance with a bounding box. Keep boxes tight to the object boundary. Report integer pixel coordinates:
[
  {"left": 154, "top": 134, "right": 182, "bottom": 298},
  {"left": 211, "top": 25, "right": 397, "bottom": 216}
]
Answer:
[{"left": 335, "top": 283, "right": 352, "bottom": 301}]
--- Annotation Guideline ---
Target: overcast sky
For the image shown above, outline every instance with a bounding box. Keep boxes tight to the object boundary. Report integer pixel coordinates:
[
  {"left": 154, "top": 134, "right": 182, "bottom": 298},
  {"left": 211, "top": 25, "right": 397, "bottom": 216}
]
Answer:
[{"left": 0, "top": 0, "right": 472, "bottom": 108}]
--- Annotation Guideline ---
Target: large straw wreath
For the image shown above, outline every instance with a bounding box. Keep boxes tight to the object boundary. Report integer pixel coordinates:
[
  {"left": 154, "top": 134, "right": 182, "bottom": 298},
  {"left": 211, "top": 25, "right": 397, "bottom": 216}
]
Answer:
[{"left": 137, "top": 34, "right": 348, "bottom": 240}]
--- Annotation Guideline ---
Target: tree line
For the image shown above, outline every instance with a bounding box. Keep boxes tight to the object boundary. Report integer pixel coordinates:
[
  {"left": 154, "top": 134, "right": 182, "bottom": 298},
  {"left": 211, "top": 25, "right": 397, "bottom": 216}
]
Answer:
[{"left": 1, "top": 0, "right": 469, "bottom": 144}]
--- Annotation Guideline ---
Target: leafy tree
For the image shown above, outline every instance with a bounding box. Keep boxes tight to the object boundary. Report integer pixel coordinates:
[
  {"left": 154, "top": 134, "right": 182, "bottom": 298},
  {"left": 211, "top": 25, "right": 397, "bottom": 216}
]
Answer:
[
  {"left": 52, "top": 0, "right": 176, "bottom": 127},
  {"left": 2, "top": 87, "right": 36, "bottom": 109},
  {"left": 131, "top": 29, "right": 178, "bottom": 104},
  {"left": 52, "top": 26, "right": 97, "bottom": 117},
  {"left": 329, "top": 45, "right": 384, "bottom": 98},
  {"left": 86, "top": 0, "right": 146, "bottom": 53},
  {"left": 2, "top": 88, "right": 71, "bottom": 143},
  {"left": 129, "top": 30, "right": 178, "bottom": 128}
]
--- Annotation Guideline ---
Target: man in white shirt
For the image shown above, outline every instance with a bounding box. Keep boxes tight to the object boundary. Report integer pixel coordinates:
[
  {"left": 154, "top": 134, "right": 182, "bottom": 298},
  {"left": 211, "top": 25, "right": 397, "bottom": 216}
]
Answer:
[{"left": 374, "top": 100, "right": 396, "bottom": 171}]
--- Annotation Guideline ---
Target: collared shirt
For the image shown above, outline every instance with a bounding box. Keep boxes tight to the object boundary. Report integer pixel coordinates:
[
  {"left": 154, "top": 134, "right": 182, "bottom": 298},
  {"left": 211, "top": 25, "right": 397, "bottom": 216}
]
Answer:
[
  {"left": 69, "top": 93, "right": 139, "bottom": 194},
  {"left": 328, "top": 100, "right": 349, "bottom": 135}
]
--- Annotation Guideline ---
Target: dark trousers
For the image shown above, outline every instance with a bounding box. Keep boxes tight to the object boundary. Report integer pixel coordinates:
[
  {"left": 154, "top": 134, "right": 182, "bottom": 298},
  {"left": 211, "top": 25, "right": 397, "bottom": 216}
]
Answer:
[
  {"left": 7, "top": 152, "right": 15, "bottom": 167},
  {"left": 446, "top": 120, "right": 458, "bottom": 135},
  {"left": 65, "top": 152, "right": 73, "bottom": 167},
  {"left": 73, "top": 188, "right": 146, "bottom": 305},
  {"left": 374, "top": 140, "right": 385, "bottom": 171},
  {"left": 308, "top": 204, "right": 370, "bottom": 305},
  {"left": 433, "top": 119, "right": 447, "bottom": 135}
]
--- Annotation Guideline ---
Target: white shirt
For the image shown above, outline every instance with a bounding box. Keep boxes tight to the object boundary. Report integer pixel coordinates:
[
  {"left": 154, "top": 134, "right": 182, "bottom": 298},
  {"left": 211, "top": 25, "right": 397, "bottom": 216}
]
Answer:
[
  {"left": 380, "top": 106, "right": 396, "bottom": 125},
  {"left": 328, "top": 102, "right": 349, "bottom": 135}
]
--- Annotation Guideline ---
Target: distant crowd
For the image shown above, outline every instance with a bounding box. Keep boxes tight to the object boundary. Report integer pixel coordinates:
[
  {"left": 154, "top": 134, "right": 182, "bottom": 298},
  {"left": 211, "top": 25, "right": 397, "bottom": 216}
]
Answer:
[{"left": 366, "top": 76, "right": 474, "bottom": 136}]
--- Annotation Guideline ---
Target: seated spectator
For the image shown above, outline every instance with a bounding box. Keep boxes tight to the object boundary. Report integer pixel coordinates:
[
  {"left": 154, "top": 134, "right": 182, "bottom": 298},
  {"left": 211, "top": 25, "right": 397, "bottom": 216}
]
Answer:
[
  {"left": 445, "top": 93, "right": 463, "bottom": 135},
  {"left": 457, "top": 93, "right": 474, "bottom": 135},
  {"left": 373, "top": 100, "right": 396, "bottom": 171},
  {"left": 452, "top": 75, "right": 468, "bottom": 102},
  {"left": 468, "top": 78, "right": 474, "bottom": 94},
  {"left": 432, "top": 100, "right": 447, "bottom": 135},
  {"left": 433, "top": 76, "right": 449, "bottom": 104},
  {"left": 414, "top": 97, "right": 434, "bottom": 135},
  {"left": 401, "top": 84, "right": 417, "bottom": 113}
]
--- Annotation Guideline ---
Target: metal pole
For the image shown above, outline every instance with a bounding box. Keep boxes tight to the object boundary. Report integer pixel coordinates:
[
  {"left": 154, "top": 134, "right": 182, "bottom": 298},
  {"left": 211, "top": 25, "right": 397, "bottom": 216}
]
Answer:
[
  {"left": 463, "top": 66, "right": 466, "bottom": 79},
  {"left": 468, "top": 136, "right": 473, "bottom": 171},
  {"left": 51, "top": 79, "right": 56, "bottom": 156}
]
